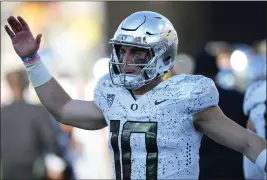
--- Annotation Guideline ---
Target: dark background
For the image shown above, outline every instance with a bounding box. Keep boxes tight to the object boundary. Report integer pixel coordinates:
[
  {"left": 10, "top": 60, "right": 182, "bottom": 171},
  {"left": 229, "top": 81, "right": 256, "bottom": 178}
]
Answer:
[{"left": 106, "top": 1, "right": 266, "bottom": 57}]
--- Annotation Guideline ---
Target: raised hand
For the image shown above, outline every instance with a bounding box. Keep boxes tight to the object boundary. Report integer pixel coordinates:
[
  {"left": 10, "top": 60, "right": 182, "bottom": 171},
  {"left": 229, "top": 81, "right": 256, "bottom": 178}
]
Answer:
[{"left": 5, "top": 16, "right": 42, "bottom": 58}]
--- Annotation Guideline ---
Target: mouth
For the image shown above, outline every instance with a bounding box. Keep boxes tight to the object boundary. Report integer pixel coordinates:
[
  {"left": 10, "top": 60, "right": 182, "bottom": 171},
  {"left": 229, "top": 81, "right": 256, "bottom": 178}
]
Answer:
[
  {"left": 126, "top": 71, "right": 135, "bottom": 74},
  {"left": 124, "top": 69, "right": 136, "bottom": 74}
]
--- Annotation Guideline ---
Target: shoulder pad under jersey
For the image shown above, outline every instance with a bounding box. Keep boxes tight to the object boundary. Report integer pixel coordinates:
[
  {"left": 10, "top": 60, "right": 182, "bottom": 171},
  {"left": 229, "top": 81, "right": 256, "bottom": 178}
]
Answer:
[
  {"left": 93, "top": 73, "right": 113, "bottom": 112},
  {"left": 185, "top": 75, "right": 219, "bottom": 114}
]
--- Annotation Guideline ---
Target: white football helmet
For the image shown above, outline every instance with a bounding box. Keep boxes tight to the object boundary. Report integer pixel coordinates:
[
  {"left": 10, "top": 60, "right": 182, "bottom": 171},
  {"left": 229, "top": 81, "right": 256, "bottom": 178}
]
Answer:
[{"left": 109, "top": 11, "right": 179, "bottom": 90}]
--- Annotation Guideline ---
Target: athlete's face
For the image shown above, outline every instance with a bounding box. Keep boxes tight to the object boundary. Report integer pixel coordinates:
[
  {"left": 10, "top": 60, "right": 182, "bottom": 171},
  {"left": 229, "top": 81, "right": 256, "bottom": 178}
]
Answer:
[{"left": 118, "top": 45, "right": 151, "bottom": 75}]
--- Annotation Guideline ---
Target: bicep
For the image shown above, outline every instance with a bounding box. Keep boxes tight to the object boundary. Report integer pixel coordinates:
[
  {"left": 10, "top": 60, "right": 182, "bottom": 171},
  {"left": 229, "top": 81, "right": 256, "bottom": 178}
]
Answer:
[
  {"left": 59, "top": 100, "right": 107, "bottom": 130},
  {"left": 194, "top": 106, "right": 266, "bottom": 162},
  {"left": 193, "top": 106, "right": 251, "bottom": 153}
]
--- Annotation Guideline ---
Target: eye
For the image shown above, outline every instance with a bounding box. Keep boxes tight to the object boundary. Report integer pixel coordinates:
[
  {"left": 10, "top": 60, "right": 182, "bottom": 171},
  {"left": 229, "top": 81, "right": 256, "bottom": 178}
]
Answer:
[
  {"left": 120, "top": 49, "right": 126, "bottom": 56},
  {"left": 134, "top": 58, "right": 146, "bottom": 64},
  {"left": 135, "top": 52, "right": 143, "bottom": 57},
  {"left": 132, "top": 50, "right": 144, "bottom": 56}
]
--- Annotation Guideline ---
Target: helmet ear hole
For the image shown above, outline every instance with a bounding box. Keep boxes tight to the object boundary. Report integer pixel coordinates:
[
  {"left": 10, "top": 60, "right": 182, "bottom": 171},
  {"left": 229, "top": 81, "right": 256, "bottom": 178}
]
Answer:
[{"left": 163, "top": 56, "right": 171, "bottom": 65}]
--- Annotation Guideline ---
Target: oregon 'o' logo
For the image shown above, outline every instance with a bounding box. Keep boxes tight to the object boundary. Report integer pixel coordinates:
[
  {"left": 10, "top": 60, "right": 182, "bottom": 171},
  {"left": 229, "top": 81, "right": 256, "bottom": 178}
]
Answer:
[
  {"left": 122, "top": 35, "right": 127, "bottom": 40},
  {"left": 131, "top": 104, "right": 138, "bottom": 111}
]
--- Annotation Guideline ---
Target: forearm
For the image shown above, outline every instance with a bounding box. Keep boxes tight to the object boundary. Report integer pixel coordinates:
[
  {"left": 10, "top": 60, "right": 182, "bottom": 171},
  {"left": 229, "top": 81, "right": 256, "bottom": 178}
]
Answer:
[
  {"left": 24, "top": 54, "right": 72, "bottom": 121},
  {"left": 243, "top": 131, "right": 266, "bottom": 163},
  {"left": 35, "top": 78, "right": 72, "bottom": 121},
  {"left": 36, "top": 79, "right": 107, "bottom": 129},
  {"left": 30, "top": 62, "right": 107, "bottom": 129}
]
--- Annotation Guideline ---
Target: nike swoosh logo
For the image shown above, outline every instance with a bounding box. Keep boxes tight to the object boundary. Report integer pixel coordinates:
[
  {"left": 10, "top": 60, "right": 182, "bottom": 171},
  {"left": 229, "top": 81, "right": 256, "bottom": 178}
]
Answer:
[{"left": 155, "top": 99, "right": 168, "bottom": 105}]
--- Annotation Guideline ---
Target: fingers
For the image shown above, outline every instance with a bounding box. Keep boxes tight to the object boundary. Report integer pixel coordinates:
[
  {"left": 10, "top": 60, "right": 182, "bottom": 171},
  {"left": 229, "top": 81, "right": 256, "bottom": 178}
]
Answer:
[
  {"left": 7, "top": 16, "right": 23, "bottom": 34},
  {"left": 4, "top": 25, "right": 15, "bottom": 39},
  {"left": 35, "top": 34, "right": 42, "bottom": 45},
  {"left": 17, "top": 16, "right": 30, "bottom": 30}
]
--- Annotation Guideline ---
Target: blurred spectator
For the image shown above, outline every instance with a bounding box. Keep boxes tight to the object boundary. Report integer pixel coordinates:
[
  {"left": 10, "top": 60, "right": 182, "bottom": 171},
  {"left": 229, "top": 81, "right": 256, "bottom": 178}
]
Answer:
[
  {"left": 194, "top": 50, "right": 247, "bottom": 179},
  {"left": 49, "top": 119, "right": 78, "bottom": 180},
  {"left": 71, "top": 127, "right": 113, "bottom": 179},
  {"left": 1, "top": 69, "right": 66, "bottom": 180},
  {"left": 171, "top": 53, "right": 195, "bottom": 75}
]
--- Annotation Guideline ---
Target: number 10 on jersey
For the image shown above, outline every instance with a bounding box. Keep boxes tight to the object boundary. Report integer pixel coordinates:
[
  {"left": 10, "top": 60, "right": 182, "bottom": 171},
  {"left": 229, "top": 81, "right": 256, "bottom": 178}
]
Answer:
[{"left": 110, "top": 120, "right": 158, "bottom": 180}]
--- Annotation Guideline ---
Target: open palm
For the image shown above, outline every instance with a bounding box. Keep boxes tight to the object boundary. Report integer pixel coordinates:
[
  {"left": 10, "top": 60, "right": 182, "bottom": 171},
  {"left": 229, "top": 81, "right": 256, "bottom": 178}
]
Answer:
[{"left": 5, "top": 16, "right": 42, "bottom": 58}]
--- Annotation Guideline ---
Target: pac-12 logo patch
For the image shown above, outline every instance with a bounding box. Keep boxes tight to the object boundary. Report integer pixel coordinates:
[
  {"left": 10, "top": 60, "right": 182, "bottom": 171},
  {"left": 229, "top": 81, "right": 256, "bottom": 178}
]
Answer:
[{"left": 107, "top": 94, "right": 115, "bottom": 108}]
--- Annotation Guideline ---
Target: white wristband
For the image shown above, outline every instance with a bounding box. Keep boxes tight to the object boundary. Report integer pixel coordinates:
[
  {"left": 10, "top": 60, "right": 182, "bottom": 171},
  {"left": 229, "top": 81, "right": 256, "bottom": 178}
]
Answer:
[
  {"left": 23, "top": 54, "right": 52, "bottom": 87},
  {"left": 255, "top": 149, "right": 267, "bottom": 173}
]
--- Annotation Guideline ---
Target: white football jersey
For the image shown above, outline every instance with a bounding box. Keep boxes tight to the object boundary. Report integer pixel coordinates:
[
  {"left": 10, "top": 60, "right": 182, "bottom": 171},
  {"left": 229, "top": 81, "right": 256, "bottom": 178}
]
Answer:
[
  {"left": 243, "top": 80, "right": 266, "bottom": 138},
  {"left": 94, "top": 73, "right": 219, "bottom": 179},
  {"left": 243, "top": 80, "right": 266, "bottom": 180}
]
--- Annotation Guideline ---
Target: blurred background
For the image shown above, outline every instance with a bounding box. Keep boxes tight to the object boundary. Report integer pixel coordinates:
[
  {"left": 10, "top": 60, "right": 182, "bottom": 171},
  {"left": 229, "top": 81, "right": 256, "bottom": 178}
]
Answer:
[{"left": 1, "top": 1, "right": 266, "bottom": 180}]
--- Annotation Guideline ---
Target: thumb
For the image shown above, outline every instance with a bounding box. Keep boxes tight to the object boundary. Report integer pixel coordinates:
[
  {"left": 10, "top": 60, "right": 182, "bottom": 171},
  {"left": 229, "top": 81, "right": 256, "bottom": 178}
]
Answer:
[{"left": 35, "top": 34, "right": 42, "bottom": 45}]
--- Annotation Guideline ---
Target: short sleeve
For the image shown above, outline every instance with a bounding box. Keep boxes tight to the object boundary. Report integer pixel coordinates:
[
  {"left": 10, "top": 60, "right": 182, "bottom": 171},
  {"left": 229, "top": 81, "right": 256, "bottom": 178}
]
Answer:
[
  {"left": 188, "top": 76, "right": 219, "bottom": 114},
  {"left": 93, "top": 74, "right": 111, "bottom": 112},
  {"left": 243, "top": 80, "right": 266, "bottom": 116}
]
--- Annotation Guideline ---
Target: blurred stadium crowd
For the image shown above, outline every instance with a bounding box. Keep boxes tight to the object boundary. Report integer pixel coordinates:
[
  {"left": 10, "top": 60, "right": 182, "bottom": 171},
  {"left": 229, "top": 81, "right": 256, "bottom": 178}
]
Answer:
[{"left": 1, "top": 2, "right": 266, "bottom": 180}]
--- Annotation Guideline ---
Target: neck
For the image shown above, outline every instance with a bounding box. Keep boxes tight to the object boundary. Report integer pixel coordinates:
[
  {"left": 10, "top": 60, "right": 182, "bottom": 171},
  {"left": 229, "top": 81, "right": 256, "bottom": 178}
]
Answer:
[
  {"left": 132, "top": 77, "right": 163, "bottom": 95},
  {"left": 12, "top": 88, "right": 24, "bottom": 102}
]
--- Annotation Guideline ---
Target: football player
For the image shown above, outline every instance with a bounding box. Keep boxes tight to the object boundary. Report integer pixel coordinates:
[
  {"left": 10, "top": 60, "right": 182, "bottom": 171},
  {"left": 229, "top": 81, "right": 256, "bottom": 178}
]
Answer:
[
  {"left": 242, "top": 54, "right": 266, "bottom": 179},
  {"left": 4, "top": 11, "right": 267, "bottom": 179}
]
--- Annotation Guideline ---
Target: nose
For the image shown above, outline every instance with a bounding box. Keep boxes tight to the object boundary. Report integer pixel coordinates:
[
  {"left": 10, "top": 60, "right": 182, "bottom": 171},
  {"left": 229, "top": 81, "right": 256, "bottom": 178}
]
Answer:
[
  {"left": 121, "top": 51, "right": 136, "bottom": 72},
  {"left": 122, "top": 51, "right": 133, "bottom": 64}
]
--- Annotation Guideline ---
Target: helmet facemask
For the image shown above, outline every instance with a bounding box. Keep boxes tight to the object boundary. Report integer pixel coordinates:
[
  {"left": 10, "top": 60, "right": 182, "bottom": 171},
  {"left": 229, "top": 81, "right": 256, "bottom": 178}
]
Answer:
[{"left": 109, "top": 42, "right": 173, "bottom": 90}]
